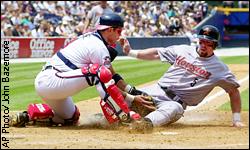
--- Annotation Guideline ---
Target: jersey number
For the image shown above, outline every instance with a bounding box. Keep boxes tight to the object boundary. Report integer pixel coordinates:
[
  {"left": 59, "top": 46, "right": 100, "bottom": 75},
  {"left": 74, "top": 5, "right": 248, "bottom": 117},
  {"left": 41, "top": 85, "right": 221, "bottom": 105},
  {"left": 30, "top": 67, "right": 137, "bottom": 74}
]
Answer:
[{"left": 190, "top": 78, "right": 198, "bottom": 87}]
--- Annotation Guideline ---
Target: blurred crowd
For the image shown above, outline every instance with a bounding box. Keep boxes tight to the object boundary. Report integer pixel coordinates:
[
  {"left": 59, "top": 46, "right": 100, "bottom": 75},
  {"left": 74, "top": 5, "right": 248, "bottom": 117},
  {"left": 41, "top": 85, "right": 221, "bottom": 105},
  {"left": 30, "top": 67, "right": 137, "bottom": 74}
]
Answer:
[
  {"left": 222, "top": 1, "right": 249, "bottom": 8},
  {"left": 1, "top": 1, "right": 247, "bottom": 38}
]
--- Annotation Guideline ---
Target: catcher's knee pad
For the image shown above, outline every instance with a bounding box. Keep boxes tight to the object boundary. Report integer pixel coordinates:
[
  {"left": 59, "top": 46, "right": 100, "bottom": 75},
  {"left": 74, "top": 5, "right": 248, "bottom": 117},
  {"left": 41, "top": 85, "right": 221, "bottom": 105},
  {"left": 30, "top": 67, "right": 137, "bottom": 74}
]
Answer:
[
  {"left": 81, "top": 64, "right": 100, "bottom": 86},
  {"left": 81, "top": 64, "right": 113, "bottom": 86},
  {"left": 27, "top": 103, "right": 54, "bottom": 121},
  {"left": 81, "top": 64, "right": 114, "bottom": 85},
  {"left": 64, "top": 105, "right": 80, "bottom": 126}
]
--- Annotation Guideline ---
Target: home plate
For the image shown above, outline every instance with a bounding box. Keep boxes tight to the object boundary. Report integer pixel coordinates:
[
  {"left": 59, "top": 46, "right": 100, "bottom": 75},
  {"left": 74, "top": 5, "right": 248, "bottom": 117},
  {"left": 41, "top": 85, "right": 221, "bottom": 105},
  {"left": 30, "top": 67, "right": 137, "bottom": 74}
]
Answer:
[{"left": 154, "top": 131, "right": 179, "bottom": 135}]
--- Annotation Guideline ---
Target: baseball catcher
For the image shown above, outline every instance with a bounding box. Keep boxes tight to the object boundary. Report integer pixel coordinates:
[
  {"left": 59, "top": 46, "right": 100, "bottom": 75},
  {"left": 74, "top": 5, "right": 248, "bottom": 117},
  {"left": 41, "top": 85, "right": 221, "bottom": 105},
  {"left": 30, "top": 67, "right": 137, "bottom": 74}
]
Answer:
[{"left": 9, "top": 66, "right": 155, "bottom": 129}]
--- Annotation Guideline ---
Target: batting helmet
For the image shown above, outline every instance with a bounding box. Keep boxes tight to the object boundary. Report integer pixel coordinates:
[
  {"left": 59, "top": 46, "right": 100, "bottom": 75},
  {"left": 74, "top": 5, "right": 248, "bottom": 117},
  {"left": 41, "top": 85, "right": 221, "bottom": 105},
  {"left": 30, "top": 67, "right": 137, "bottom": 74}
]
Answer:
[
  {"left": 197, "top": 25, "right": 220, "bottom": 43},
  {"left": 96, "top": 13, "right": 124, "bottom": 30}
]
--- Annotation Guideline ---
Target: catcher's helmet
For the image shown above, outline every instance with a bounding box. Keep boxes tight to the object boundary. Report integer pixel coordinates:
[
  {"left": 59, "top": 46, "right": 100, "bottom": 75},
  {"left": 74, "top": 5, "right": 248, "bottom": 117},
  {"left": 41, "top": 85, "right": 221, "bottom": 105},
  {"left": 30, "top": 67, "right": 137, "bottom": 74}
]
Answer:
[
  {"left": 197, "top": 25, "right": 220, "bottom": 42},
  {"left": 96, "top": 13, "right": 124, "bottom": 30}
]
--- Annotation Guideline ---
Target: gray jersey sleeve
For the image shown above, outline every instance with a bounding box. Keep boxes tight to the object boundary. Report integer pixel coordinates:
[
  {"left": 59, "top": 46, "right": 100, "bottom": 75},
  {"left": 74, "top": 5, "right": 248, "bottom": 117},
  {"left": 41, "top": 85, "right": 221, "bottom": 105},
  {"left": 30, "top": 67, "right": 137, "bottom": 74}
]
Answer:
[
  {"left": 216, "top": 63, "right": 240, "bottom": 93},
  {"left": 157, "top": 46, "right": 178, "bottom": 65}
]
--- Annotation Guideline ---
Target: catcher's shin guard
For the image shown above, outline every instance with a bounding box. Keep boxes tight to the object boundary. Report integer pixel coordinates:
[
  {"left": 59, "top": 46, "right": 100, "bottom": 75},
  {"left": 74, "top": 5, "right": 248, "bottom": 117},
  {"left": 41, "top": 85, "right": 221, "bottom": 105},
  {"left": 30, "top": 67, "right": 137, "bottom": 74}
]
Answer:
[
  {"left": 100, "top": 99, "right": 119, "bottom": 123},
  {"left": 9, "top": 103, "right": 54, "bottom": 127},
  {"left": 28, "top": 103, "right": 56, "bottom": 126},
  {"left": 27, "top": 103, "right": 54, "bottom": 120},
  {"left": 82, "top": 64, "right": 141, "bottom": 123},
  {"left": 97, "top": 65, "right": 141, "bottom": 123}
]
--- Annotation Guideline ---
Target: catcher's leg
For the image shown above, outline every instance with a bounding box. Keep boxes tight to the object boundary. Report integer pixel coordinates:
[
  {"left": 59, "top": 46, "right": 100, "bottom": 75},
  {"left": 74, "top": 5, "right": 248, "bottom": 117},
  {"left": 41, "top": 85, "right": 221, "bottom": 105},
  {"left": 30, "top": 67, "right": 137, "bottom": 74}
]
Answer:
[
  {"left": 42, "top": 97, "right": 80, "bottom": 126},
  {"left": 82, "top": 64, "right": 141, "bottom": 124},
  {"left": 34, "top": 66, "right": 103, "bottom": 127},
  {"left": 9, "top": 102, "right": 80, "bottom": 127},
  {"left": 9, "top": 103, "right": 53, "bottom": 127}
]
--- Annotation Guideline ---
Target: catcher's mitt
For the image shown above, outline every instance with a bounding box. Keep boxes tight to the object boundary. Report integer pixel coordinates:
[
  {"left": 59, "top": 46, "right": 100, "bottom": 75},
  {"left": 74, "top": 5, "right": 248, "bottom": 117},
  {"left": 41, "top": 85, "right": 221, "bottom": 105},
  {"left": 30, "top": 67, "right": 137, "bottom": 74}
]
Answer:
[{"left": 130, "top": 95, "right": 156, "bottom": 117}]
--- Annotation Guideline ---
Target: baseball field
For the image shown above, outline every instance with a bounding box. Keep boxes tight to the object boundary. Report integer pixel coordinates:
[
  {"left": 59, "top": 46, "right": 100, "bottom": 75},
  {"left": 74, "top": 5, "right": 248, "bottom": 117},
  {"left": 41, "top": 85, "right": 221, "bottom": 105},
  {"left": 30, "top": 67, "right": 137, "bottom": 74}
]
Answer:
[{"left": 1, "top": 54, "right": 249, "bottom": 149}]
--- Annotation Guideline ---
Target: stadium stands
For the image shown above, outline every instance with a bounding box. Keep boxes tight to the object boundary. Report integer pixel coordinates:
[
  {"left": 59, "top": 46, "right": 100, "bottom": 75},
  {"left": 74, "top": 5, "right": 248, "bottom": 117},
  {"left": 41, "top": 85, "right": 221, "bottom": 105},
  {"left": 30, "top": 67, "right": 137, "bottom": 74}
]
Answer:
[{"left": 1, "top": 1, "right": 212, "bottom": 37}]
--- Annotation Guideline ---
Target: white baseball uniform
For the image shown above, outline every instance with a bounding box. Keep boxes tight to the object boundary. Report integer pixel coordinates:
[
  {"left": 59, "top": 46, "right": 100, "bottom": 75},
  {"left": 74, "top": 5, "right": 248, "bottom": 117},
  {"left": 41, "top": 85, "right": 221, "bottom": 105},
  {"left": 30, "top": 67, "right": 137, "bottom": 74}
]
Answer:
[
  {"left": 34, "top": 31, "right": 117, "bottom": 123},
  {"left": 139, "top": 44, "right": 240, "bottom": 126}
]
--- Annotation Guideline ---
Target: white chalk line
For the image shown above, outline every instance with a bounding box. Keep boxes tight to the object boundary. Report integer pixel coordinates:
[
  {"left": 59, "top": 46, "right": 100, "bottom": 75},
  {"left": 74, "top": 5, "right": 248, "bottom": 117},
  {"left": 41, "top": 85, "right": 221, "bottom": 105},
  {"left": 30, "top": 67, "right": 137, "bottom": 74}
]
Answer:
[
  {"left": 186, "top": 74, "right": 249, "bottom": 111},
  {"left": 154, "top": 131, "right": 179, "bottom": 135}
]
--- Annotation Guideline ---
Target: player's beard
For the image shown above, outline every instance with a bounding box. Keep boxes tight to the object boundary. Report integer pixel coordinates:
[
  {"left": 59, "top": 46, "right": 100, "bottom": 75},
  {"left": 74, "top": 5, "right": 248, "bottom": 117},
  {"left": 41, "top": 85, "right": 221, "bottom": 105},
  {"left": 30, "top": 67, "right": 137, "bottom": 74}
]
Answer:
[
  {"left": 196, "top": 47, "right": 208, "bottom": 57},
  {"left": 198, "top": 51, "right": 208, "bottom": 57},
  {"left": 197, "top": 49, "right": 214, "bottom": 58}
]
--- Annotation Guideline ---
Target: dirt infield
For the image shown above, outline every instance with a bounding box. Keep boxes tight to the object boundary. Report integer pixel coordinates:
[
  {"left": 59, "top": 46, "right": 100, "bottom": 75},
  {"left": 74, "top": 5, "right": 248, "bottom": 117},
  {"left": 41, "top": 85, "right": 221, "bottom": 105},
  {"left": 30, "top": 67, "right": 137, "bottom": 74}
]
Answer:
[{"left": 2, "top": 64, "right": 249, "bottom": 149}]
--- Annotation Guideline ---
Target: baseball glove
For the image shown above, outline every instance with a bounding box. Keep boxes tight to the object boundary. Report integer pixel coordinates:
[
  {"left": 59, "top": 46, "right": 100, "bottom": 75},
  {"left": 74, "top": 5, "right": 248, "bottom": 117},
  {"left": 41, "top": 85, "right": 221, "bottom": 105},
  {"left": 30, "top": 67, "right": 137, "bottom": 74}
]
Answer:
[
  {"left": 127, "top": 85, "right": 156, "bottom": 117},
  {"left": 130, "top": 95, "right": 156, "bottom": 117}
]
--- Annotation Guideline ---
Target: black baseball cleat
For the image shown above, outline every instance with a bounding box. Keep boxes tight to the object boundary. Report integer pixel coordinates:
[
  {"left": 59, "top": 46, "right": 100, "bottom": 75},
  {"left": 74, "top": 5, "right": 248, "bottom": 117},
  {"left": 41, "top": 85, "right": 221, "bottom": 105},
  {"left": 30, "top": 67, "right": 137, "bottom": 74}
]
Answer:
[{"left": 9, "top": 111, "right": 30, "bottom": 127}]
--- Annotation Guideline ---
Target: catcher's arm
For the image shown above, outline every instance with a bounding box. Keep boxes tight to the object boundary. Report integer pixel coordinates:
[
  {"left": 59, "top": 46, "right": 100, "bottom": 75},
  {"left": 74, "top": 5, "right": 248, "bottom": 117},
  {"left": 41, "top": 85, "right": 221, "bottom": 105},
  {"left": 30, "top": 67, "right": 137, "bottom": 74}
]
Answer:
[
  {"left": 109, "top": 65, "right": 128, "bottom": 91},
  {"left": 109, "top": 65, "right": 147, "bottom": 96}
]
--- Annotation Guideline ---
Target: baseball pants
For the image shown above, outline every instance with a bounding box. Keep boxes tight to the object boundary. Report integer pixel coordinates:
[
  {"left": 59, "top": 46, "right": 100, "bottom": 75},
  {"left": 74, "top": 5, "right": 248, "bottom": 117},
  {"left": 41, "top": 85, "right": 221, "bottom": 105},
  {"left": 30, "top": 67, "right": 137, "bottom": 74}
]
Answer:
[{"left": 139, "top": 84, "right": 185, "bottom": 127}]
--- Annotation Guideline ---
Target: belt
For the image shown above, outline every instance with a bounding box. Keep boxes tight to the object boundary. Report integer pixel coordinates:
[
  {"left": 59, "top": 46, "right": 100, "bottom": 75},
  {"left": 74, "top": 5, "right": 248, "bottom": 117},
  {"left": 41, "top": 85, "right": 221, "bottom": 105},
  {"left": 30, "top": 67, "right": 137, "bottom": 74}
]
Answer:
[
  {"left": 42, "top": 65, "right": 61, "bottom": 72},
  {"left": 44, "top": 66, "right": 53, "bottom": 70},
  {"left": 161, "top": 86, "right": 183, "bottom": 105}
]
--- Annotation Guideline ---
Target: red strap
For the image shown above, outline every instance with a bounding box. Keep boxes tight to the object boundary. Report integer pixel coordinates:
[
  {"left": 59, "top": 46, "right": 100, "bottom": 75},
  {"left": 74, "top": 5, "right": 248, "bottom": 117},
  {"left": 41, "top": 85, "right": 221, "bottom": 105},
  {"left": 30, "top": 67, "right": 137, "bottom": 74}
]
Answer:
[
  {"left": 100, "top": 100, "right": 119, "bottom": 124},
  {"left": 27, "top": 103, "right": 54, "bottom": 120}
]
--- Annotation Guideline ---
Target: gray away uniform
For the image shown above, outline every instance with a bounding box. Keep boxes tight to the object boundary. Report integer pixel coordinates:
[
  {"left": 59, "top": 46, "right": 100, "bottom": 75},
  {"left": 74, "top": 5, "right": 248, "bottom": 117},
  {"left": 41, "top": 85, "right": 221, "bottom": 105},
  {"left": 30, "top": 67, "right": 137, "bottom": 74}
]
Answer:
[{"left": 139, "top": 44, "right": 240, "bottom": 126}]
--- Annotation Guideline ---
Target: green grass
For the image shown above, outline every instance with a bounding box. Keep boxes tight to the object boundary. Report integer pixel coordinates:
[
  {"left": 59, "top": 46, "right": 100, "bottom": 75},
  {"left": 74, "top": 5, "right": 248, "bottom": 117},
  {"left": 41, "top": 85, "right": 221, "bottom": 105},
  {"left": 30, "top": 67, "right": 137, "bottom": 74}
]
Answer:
[
  {"left": 218, "top": 88, "right": 249, "bottom": 111},
  {"left": 219, "top": 56, "right": 249, "bottom": 64},
  {"left": 1, "top": 55, "right": 248, "bottom": 111}
]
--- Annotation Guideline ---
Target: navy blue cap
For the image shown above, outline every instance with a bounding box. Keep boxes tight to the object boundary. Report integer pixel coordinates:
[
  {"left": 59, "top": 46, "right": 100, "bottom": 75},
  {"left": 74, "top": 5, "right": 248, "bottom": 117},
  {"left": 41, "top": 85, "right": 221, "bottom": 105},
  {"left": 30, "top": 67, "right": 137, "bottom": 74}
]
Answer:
[
  {"left": 198, "top": 25, "right": 220, "bottom": 42},
  {"left": 96, "top": 13, "right": 124, "bottom": 30}
]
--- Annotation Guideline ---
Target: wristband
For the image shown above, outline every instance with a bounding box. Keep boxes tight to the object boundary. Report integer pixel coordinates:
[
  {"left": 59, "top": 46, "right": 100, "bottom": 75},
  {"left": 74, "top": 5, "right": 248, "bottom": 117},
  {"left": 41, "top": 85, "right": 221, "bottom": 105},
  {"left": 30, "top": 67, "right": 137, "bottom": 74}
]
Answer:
[
  {"left": 124, "top": 84, "right": 133, "bottom": 93},
  {"left": 112, "top": 74, "right": 123, "bottom": 84},
  {"left": 128, "top": 50, "right": 138, "bottom": 58},
  {"left": 232, "top": 112, "right": 241, "bottom": 123},
  {"left": 125, "top": 93, "right": 135, "bottom": 103}
]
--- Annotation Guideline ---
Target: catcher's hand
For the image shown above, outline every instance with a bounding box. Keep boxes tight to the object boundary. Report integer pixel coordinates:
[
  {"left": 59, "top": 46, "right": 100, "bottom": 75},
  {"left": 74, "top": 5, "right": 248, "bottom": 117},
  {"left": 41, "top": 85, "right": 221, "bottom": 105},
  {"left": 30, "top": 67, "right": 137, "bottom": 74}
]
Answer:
[{"left": 131, "top": 95, "right": 156, "bottom": 117}]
